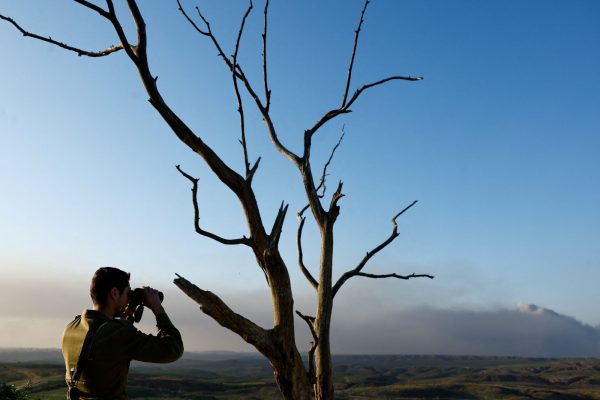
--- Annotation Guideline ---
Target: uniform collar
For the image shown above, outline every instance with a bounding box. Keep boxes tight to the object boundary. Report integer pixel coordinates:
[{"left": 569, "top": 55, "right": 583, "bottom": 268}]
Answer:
[{"left": 82, "top": 309, "right": 111, "bottom": 321}]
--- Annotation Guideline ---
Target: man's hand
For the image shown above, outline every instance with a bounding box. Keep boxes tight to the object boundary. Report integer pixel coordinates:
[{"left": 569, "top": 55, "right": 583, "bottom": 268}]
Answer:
[{"left": 143, "top": 286, "right": 164, "bottom": 315}]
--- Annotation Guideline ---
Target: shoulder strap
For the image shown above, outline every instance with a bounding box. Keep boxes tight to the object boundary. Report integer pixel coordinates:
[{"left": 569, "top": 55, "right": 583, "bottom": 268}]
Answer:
[{"left": 69, "top": 320, "right": 107, "bottom": 387}]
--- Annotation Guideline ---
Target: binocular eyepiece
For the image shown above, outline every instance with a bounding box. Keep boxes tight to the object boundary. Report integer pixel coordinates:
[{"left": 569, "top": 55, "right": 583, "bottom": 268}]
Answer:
[{"left": 126, "top": 288, "right": 164, "bottom": 323}]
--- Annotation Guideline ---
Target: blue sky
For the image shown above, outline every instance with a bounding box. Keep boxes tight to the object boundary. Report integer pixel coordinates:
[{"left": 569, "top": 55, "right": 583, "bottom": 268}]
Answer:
[{"left": 0, "top": 1, "right": 599, "bottom": 354}]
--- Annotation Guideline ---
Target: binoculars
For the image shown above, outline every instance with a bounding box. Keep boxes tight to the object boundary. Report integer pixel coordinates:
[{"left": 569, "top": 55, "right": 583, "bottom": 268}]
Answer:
[{"left": 126, "top": 288, "right": 164, "bottom": 323}]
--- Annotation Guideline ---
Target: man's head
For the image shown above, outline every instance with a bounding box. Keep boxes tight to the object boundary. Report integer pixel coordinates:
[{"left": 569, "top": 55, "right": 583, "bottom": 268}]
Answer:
[{"left": 90, "top": 267, "right": 131, "bottom": 308}]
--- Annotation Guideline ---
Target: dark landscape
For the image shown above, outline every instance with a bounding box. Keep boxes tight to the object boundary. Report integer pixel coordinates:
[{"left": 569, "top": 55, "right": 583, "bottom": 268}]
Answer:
[{"left": 1, "top": 349, "right": 599, "bottom": 399}]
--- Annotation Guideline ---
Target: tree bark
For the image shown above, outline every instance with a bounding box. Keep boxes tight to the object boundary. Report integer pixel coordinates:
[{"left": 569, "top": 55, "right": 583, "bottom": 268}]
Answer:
[
  {"left": 256, "top": 245, "right": 313, "bottom": 399},
  {"left": 315, "top": 223, "right": 335, "bottom": 400}
]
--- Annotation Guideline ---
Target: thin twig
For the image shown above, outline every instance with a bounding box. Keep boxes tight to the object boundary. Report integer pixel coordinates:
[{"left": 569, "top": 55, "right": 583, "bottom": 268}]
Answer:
[
  {"left": 0, "top": 14, "right": 123, "bottom": 57},
  {"left": 298, "top": 204, "right": 311, "bottom": 217},
  {"left": 341, "top": 0, "right": 370, "bottom": 107},
  {"left": 262, "top": 0, "right": 271, "bottom": 112},
  {"left": 345, "top": 75, "right": 423, "bottom": 110},
  {"left": 73, "top": 0, "right": 111, "bottom": 19},
  {"left": 232, "top": 1, "right": 254, "bottom": 180},
  {"left": 316, "top": 126, "right": 345, "bottom": 198},
  {"left": 176, "top": 0, "right": 209, "bottom": 35},
  {"left": 176, "top": 165, "right": 252, "bottom": 246},
  {"left": 356, "top": 272, "right": 434, "bottom": 280}
]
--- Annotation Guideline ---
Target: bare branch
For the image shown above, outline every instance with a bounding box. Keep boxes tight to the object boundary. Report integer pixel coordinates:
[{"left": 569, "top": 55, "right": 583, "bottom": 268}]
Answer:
[
  {"left": 233, "top": 1, "right": 254, "bottom": 182},
  {"left": 341, "top": 0, "right": 369, "bottom": 107},
  {"left": 175, "top": 275, "right": 276, "bottom": 356},
  {"left": 73, "top": 0, "right": 110, "bottom": 19},
  {"left": 301, "top": 0, "right": 421, "bottom": 144},
  {"left": 295, "top": 311, "right": 317, "bottom": 341},
  {"left": 262, "top": 0, "right": 271, "bottom": 112},
  {"left": 176, "top": 0, "right": 209, "bottom": 35},
  {"left": 345, "top": 75, "right": 423, "bottom": 110},
  {"left": 186, "top": 3, "right": 236, "bottom": 69},
  {"left": 356, "top": 272, "right": 434, "bottom": 280},
  {"left": 316, "top": 126, "right": 345, "bottom": 198},
  {"left": 298, "top": 204, "right": 311, "bottom": 217},
  {"left": 178, "top": 1, "right": 233, "bottom": 69},
  {"left": 296, "top": 215, "right": 318, "bottom": 290},
  {"left": 306, "top": 75, "right": 422, "bottom": 142},
  {"left": 0, "top": 14, "right": 123, "bottom": 57},
  {"left": 295, "top": 310, "right": 318, "bottom": 384},
  {"left": 333, "top": 200, "right": 419, "bottom": 297},
  {"left": 176, "top": 165, "right": 252, "bottom": 247},
  {"left": 177, "top": 2, "right": 301, "bottom": 167}
]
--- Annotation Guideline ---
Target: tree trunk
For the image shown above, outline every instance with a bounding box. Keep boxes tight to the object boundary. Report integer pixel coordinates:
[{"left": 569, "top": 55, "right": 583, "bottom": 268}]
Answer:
[
  {"left": 315, "top": 224, "right": 335, "bottom": 400},
  {"left": 270, "top": 347, "right": 313, "bottom": 400},
  {"left": 255, "top": 247, "right": 313, "bottom": 399}
]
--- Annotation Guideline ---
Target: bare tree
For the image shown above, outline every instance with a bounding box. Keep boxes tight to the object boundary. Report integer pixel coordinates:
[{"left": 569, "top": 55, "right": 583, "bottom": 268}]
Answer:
[{"left": 1, "top": 1, "right": 433, "bottom": 398}]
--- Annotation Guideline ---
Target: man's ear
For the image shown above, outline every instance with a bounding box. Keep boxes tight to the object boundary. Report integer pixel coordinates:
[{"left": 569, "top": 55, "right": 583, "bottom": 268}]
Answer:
[{"left": 109, "top": 287, "right": 120, "bottom": 301}]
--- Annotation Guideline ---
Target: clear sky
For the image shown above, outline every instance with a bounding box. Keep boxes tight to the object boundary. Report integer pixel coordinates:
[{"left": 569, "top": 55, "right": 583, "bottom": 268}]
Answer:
[{"left": 0, "top": 1, "right": 599, "bottom": 356}]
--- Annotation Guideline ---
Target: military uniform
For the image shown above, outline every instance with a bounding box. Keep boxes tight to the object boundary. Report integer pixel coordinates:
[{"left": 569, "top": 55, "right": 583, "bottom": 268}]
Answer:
[{"left": 62, "top": 309, "right": 184, "bottom": 399}]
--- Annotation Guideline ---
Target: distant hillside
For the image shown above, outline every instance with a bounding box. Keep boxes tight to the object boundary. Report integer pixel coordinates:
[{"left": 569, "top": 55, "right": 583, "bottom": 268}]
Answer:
[
  {"left": 0, "top": 348, "right": 62, "bottom": 364},
  {"left": 1, "top": 353, "right": 599, "bottom": 399}
]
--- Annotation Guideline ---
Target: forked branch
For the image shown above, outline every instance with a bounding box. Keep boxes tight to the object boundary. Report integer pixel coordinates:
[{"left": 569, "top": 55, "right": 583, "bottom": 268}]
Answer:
[
  {"left": 177, "top": 0, "right": 300, "bottom": 167},
  {"left": 105, "top": 0, "right": 138, "bottom": 62},
  {"left": 303, "top": 0, "right": 422, "bottom": 143},
  {"left": 329, "top": 181, "right": 345, "bottom": 218},
  {"left": 306, "top": 75, "right": 423, "bottom": 142},
  {"left": 176, "top": 165, "right": 252, "bottom": 247},
  {"left": 332, "top": 200, "right": 423, "bottom": 297},
  {"left": 269, "top": 202, "right": 288, "bottom": 249},
  {"left": 0, "top": 14, "right": 123, "bottom": 57}
]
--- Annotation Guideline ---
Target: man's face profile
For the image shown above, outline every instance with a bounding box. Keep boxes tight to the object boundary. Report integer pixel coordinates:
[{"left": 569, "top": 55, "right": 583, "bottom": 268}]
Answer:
[{"left": 114, "top": 285, "right": 131, "bottom": 318}]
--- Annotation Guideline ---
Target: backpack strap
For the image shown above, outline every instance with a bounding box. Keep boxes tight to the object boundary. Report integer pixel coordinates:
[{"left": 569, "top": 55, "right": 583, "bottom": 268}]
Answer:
[{"left": 69, "top": 320, "right": 107, "bottom": 388}]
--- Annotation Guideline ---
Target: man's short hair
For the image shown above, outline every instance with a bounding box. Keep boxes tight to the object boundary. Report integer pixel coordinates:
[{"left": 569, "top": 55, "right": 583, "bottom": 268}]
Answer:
[{"left": 90, "top": 267, "right": 130, "bottom": 306}]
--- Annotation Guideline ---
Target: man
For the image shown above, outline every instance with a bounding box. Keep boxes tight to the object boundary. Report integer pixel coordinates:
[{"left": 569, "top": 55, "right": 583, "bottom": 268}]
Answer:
[{"left": 62, "top": 267, "right": 184, "bottom": 399}]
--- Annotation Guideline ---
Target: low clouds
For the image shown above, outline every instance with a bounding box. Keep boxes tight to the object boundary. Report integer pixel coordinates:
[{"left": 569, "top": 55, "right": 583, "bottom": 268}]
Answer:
[
  {"left": 160, "top": 293, "right": 600, "bottom": 357},
  {"left": 1, "top": 275, "right": 599, "bottom": 357},
  {"left": 330, "top": 303, "right": 600, "bottom": 357}
]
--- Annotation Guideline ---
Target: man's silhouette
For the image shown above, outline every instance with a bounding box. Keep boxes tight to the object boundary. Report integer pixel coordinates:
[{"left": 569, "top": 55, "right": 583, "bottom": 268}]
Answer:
[{"left": 62, "top": 267, "right": 183, "bottom": 399}]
